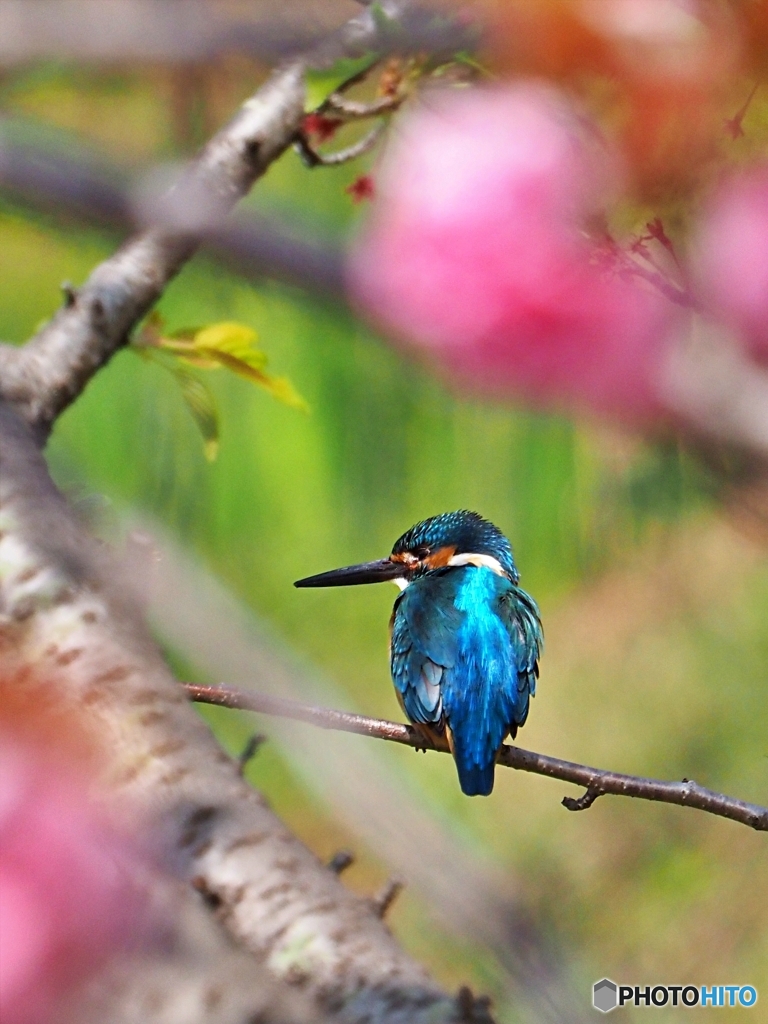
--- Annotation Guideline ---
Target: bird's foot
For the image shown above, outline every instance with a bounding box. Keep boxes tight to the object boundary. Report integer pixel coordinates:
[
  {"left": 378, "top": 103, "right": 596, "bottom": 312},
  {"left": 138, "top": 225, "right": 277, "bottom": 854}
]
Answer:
[{"left": 408, "top": 723, "right": 443, "bottom": 753}]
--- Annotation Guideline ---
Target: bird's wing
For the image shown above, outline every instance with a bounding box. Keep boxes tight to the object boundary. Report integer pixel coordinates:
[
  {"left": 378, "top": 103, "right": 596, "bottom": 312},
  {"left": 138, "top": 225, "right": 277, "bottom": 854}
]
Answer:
[
  {"left": 499, "top": 584, "right": 543, "bottom": 731},
  {"left": 389, "top": 574, "right": 462, "bottom": 726},
  {"left": 390, "top": 603, "right": 443, "bottom": 725}
]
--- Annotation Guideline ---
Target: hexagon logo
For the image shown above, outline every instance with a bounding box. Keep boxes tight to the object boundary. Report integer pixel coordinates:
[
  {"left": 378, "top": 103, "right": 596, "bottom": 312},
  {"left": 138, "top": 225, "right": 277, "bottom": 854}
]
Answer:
[{"left": 593, "top": 979, "right": 618, "bottom": 1013}]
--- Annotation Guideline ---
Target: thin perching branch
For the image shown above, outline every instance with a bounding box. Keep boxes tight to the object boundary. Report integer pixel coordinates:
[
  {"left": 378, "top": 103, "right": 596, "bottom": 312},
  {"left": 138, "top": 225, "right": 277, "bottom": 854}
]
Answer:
[
  {"left": 184, "top": 683, "right": 768, "bottom": 833},
  {"left": 295, "top": 121, "right": 386, "bottom": 167}
]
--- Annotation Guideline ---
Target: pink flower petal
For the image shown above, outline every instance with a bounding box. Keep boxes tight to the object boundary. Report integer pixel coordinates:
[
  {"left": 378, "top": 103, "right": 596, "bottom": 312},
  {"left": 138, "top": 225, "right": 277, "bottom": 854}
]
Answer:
[{"left": 347, "top": 84, "right": 679, "bottom": 423}]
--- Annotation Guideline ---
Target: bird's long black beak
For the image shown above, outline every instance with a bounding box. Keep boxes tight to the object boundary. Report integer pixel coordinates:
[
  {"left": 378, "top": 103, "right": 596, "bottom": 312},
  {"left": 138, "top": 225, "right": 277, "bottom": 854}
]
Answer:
[{"left": 294, "top": 558, "right": 404, "bottom": 588}]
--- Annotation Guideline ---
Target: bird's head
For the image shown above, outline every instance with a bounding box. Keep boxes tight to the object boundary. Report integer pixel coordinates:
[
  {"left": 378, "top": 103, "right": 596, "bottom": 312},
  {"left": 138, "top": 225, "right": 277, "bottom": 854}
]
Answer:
[{"left": 294, "top": 510, "right": 519, "bottom": 590}]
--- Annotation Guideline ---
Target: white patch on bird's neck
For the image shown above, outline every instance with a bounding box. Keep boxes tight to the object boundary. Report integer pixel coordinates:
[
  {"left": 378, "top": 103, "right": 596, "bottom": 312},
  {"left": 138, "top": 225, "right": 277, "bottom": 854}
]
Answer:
[
  {"left": 448, "top": 552, "right": 506, "bottom": 576},
  {"left": 392, "top": 577, "right": 409, "bottom": 591}
]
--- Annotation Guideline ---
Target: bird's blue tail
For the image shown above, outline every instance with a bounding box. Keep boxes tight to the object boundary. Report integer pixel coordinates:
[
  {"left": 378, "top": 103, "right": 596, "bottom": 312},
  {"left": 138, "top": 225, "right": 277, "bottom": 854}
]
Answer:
[{"left": 454, "top": 757, "right": 495, "bottom": 797}]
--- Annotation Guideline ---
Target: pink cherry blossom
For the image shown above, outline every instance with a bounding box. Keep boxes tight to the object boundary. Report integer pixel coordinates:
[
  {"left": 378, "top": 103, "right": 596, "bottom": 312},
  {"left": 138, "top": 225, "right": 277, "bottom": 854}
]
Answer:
[
  {"left": 0, "top": 734, "right": 145, "bottom": 1024},
  {"left": 346, "top": 84, "right": 680, "bottom": 422},
  {"left": 694, "top": 167, "right": 768, "bottom": 363}
]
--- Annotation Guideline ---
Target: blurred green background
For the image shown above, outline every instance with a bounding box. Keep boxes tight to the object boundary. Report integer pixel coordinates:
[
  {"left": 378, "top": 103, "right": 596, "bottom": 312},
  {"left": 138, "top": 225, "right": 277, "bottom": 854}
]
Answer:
[{"left": 2, "top": 58, "right": 768, "bottom": 1021}]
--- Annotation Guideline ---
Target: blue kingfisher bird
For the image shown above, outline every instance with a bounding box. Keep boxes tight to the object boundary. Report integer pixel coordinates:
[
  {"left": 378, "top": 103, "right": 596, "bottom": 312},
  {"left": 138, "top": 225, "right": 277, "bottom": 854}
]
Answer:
[{"left": 294, "top": 511, "right": 543, "bottom": 796}]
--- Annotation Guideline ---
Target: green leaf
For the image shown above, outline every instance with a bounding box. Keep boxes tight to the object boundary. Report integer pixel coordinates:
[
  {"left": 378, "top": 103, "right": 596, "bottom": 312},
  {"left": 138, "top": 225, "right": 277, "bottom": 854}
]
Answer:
[
  {"left": 168, "top": 321, "right": 309, "bottom": 411},
  {"left": 172, "top": 366, "right": 220, "bottom": 461},
  {"left": 137, "top": 316, "right": 308, "bottom": 417},
  {"left": 158, "top": 321, "right": 269, "bottom": 374},
  {"left": 130, "top": 340, "right": 221, "bottom": 460},
  {"left": 304, "top": 52, "right": 378, "bottom": 112},
  {"left": 258, "top": 374, "right": 310, "bottom": 413},
  {"left": 192, "top": 322, "right": 267, "bottom": 365}
]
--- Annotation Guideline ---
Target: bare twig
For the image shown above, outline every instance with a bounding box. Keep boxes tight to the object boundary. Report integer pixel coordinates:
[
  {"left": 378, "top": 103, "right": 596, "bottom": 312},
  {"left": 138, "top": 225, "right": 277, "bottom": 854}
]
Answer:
[
  {"left": 561, "top": 786, "right": 602, "bottom": 812},
  {"left": 372, "top": 877, "right": 404, "bottom": 918},
  {"left": 237, "top": 732, "right": 267, "bottom": 775},
  {"left": 455, "top": 986, "right": 494, "bottom": 1024},
  {"left": 327, "top": 850, "right": 355, "bottom": 874},
  {"left": 725, "top": 82, "right": 760, "bottom": 140},
  {"left": 295, "top": 121, "right": 385, "bottom": 167},
  {"left": 184, "top": 684, "right": 768, "bottom": 832},
  {"left": 324, "top": 92, "right": 405, "bottom": 118}
]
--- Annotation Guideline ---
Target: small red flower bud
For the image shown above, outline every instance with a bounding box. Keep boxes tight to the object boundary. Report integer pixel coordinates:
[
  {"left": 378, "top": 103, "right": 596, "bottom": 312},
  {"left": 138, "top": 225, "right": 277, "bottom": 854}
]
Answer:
[
  {"left": 302, "top": 113, "right": 343, "bottom": 143},
  {"left": 346, "top": 174, "right": 375, "bottom": 203}
]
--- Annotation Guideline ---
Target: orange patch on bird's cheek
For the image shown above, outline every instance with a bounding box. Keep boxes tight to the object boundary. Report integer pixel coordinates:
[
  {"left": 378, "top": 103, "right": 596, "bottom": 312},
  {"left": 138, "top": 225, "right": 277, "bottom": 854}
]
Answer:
[{"left": 424, "top": 545, "right": 457, "bottom": 569}]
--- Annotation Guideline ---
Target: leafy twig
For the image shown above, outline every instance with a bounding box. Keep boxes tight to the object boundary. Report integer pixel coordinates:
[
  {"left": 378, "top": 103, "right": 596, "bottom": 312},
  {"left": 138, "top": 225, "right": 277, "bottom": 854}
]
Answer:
[{"left": 0, "top": 1, "right": 417, "bottom": 438}]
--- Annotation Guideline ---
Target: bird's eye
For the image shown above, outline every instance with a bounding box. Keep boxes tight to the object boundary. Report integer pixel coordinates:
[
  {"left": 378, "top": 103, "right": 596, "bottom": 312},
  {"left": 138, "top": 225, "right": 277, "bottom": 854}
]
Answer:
[{"left": 413, "top": 546, "right": 430, "bottom": 559}]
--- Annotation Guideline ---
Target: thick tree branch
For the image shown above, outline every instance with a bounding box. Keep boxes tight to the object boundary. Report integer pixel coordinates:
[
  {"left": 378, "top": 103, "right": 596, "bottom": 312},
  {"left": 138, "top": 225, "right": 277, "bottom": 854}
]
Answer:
[
  {"left": 0, "top": 256, "right": 464, "bottom": 1024},
  {"left": 184, "top": 684, "right": 768, "bottom": 833},
  {"left": 0, "top": 127, "right": 346, "bottom": 299},
  {"left": 0, "top": 1, "right": 473, "bottom": 66},
  {"left": 75, "top": 871, "right": 318, "bottom": 1024},
  {"left": 0, "top": 0, "right": 325, "bottom": 64}
]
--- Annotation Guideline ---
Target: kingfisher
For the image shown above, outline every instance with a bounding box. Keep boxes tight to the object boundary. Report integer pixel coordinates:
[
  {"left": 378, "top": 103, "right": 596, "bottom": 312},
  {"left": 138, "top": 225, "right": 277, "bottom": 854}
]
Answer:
[{"left": 294, "top": 511, "right": 542, "bottom": 796}]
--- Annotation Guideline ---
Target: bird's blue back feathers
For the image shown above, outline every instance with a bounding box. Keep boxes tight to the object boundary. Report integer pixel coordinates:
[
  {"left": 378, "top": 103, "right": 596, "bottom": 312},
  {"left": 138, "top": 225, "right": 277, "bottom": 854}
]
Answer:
[{"left": 390, "top": 565, "right": 542, "bottom": 796}]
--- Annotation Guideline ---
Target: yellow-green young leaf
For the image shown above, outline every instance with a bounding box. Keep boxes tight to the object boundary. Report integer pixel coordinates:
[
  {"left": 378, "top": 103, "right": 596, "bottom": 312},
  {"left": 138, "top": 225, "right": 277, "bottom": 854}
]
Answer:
[
  {"left": 158, "top": 321, "right": 269, "bottom": 373},
  {"left": 198, "top": 349, "right": 271, "bottom": 383},
  {"left": 259, "top": 373, "right": 310, "bottom": 412},
  {"left": 173, "top": 367, "right": 220, "bottom": 461},
  {"left": 192, "top": 322, "right": 268, "bottom": 369},
  {"left": 304, "top": 53, "right": 378, "bottom": 112},
  {"left": 152, "top": 319, "right": 308, "bottom": 412}
]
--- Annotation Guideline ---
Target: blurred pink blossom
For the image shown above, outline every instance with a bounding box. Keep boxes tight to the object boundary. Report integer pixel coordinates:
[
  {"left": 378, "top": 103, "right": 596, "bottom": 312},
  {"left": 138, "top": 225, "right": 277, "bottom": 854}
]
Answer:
[
  {"left": 347, "top": 85, "right": 680, "bottom": 422},
  {"left": 694, "top": 167, "right": 768, "bottom": 363},
  {"left": 0, "top": 734, "right": 144, "bottom": 1024}
]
